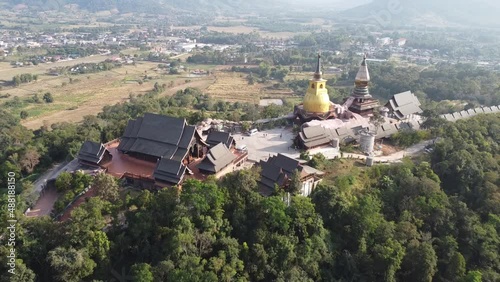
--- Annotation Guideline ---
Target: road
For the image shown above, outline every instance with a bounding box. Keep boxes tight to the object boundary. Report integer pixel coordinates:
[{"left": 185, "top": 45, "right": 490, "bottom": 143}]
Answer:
[
  {"left": 32, "top": 159, "right": 80, "bottom": 193},
  {"left": 26, "top": 159, "right": 80, "bottom": 217},
  {"left": 170, "top": 53, "right": 188, "bottom": 59},
  {"left": 308, "top": 139, "right": 434, "bottom": 163}
]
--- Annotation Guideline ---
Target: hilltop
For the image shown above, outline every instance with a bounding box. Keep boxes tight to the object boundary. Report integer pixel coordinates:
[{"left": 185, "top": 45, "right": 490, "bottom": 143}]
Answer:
[
  {"left": 1, "top": 0, "right": 369, "bottom": 15},
  {"left": 340, "top": 0, "right": 500, "bottom": 28},
  {"left": 2, "top": 0, "right": 291, "bottom": 14}
]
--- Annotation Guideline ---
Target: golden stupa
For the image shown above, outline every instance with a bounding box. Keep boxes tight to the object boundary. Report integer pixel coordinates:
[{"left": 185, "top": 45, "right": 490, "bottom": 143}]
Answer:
[
  {"left": 294, "top": 54, "right": 337, "bottom": 122},
  {"left": 303, "top": 54, "right": 330, "bottom": 113}
]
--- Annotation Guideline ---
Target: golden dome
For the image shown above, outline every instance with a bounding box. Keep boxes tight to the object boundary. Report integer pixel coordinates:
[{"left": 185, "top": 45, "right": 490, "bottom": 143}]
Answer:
[
  {"left": 303, "top": 54, "right": 331, "bottom": 113},
  {"left": 304, "top": 88, "right": 331, "bottom": 113}
]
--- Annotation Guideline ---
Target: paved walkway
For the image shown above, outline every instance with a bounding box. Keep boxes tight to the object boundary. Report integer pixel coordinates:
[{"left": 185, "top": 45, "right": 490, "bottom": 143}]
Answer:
[
  {"left": 25, "top": 186, "right": 59, "bottom": 217},
  {"left": 32, "top": 159, "right": 80, "bottom": 193},
  {"left": 234, "top": 128, "right": 432, "bottom": 164},
  {"left": 307, "top": 139, "right": 434, "bottom": 163},
  {"left": 27, "top": 159, "right": 80, "bottom": 217}
]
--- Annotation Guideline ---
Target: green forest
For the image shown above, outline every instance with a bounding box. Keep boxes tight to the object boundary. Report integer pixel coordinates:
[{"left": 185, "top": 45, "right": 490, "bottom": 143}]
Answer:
[{"left": 0, "top": 95, "right": 499, "bottom": 281}]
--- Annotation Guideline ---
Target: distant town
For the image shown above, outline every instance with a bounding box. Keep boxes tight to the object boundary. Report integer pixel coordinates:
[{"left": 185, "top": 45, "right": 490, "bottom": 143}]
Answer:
[{"left": 0, "top": 1, "right": 499, "bottom": 281}]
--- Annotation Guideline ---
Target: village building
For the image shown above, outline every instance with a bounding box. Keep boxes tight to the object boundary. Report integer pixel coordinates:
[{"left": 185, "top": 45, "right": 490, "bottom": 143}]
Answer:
[{"left": 258, "top": 154, "right": 324, "bottom": 197}]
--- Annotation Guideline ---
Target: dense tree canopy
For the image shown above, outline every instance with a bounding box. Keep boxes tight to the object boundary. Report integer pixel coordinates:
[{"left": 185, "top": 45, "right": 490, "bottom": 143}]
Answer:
[
  {"left": 0, "top": 87, "right": 498, "bottom": 282},
  {"left": 352, "top": 63, "right": 500, "bottom": 106}
]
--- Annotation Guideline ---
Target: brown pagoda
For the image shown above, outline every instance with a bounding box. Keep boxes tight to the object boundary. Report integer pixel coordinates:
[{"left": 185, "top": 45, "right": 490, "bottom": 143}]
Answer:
[{"left": 348, "top": 55, "right": 379, "bottom": 116}]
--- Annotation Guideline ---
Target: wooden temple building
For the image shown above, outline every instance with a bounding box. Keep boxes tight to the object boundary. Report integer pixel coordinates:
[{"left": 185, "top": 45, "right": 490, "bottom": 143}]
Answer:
[
  {"left": 117, "top": 113, "right": 205, "bottom": 163},
  {"left": 77, "top": 113, "right": 247, "bottom": 188},
  {"left": 197, "top": 143, "right": 236, "bottom": 175}
]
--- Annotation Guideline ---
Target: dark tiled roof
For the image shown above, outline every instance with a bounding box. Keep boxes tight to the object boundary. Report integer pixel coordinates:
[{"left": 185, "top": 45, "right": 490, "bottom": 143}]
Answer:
[
  {"left": 197, "top": 143, "right": 236, "bottom": 173},
  {"left": 259, "top": 154, "right": 300, "bottom": 191},
  {"left": 258, "top": 154, "right": 324, "bottom": 196},
  {"left": 153, "top": 158, "right": 186, "bottom": 185},
  {"left": 117, "top": 113, "right": 197, "bottom": 158},
  {"left": 205, "top": 131, "right": 234, "bottom": 148},
  {"left": 77, "top": 141, "right": 107, "bottom": 164},
  {"left": 171, "top": 148, "right": 188, "bottom": 162},
  {"left": 260, "top": 161, "right": 283, "bottom": 182},
  {"left": 272, "top": 154, "right": 300, "bottom": 174}
]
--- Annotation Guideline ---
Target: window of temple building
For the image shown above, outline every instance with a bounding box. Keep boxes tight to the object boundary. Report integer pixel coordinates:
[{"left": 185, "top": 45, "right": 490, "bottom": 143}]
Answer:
[
  {"left": 311, "top": 84, "right": 315, "bottom": 89},
  {"left": 319, "top": 84, "right": 324, "bottom": 89}
]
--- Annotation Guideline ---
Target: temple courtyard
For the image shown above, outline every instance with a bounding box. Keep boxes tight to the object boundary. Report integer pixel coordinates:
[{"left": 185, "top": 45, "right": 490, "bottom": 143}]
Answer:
[{"left": 232, "top": 127, "right": 298, "bottom": 162}]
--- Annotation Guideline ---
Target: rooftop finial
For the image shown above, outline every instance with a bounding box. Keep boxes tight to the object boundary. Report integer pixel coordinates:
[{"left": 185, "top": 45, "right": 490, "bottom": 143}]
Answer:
[
  {"left": 313, "top": 53, "right": 322, "bottom": 80},
  {"left": 361, "top": 53, "right": 367, "bottom": 66}
]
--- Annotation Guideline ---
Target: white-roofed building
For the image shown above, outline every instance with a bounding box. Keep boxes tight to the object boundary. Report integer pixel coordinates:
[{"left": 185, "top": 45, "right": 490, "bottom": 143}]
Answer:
[{"left": 385, "top": 91, "right": 423, "bottom": 120}]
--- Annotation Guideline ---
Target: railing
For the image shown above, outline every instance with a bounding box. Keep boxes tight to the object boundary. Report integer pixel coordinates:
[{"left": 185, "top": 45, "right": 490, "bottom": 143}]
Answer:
[
  {"left": 122, "top": 172, "right": 154, "bottom": 182},
  {"left": 104, "top": 138, "right": 120, "bottom": 146},
  {"left": 53, "top": 185, "right": 92, "bottom": 221},
  {"left": 233, "top": 151, "right": 249, "bottom": 165}
]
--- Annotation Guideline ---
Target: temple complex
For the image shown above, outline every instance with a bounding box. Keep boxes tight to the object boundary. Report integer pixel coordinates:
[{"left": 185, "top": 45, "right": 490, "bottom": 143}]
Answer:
[
  {"left": 294, "top": 54, "right": 337, "bottom": 122},
  {"left": 347, "top": 55, "right": 379, "bottom": 116}
]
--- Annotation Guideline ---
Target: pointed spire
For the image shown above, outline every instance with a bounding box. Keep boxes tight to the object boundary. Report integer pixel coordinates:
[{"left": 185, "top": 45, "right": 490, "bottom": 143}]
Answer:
[
  {"left": 353, "top": 54, "right": 371, "bottom": 97},
  {"left": 316, "top": 53, "right": 321, "bottom": 73},
  {"left": 355, "top": 53, "right": 370, "bottom": 82},
  {"left": 361, "top": 53, "right": 367, "bottom": 66},
  {"left": 313, "top": 53, "right": 322, "bottom": 80}
]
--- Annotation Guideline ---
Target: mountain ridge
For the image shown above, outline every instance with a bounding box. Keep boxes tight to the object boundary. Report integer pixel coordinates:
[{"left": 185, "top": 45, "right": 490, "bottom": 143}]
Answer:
[
  {"left": 3, "top": 0, "right": 292, "bottom": 14},
  {"left": 340, "top": 0, "right": 500, "bottom": 28}
]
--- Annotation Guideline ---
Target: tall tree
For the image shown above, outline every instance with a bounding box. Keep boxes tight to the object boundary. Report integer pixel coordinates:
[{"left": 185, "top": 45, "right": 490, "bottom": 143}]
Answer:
[
  {"left": 131, "top": 263, "right": 154, "bottom": 282},
  {"left": 288, "top": 169, "right": 302, "bottom": 195},
  {"left": 93, "top": 173, "right": 119, "bottom": 202},
  {"left": 47, "top": 247, "right": 96, "bottom": 282}
]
